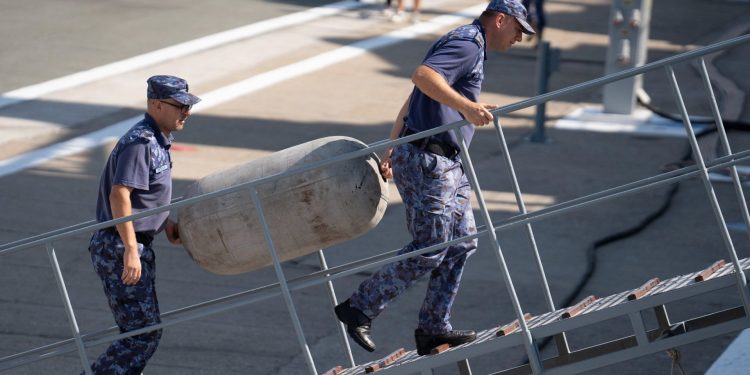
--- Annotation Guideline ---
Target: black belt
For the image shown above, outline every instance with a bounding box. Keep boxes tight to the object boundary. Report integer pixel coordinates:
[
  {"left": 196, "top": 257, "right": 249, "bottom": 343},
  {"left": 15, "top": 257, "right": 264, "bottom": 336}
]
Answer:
[
  {"left": 102, "top": 227, "right": 154, "bottom": 246},
  {"left": 402, "top": 127, "right": 459, "bottom": 158}
]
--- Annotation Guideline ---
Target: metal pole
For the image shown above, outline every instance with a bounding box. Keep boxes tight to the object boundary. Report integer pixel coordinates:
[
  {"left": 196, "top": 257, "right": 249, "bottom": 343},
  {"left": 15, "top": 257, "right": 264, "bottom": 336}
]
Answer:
[
  {"left": 317, "top": 250, "right": 356, "bottom": 368},
  {"left": 249, "top": 188, "right": 317, "bottom": 375},
  {"left": 457, "top": 358, "right": 473, "bottom": 375},
  {"left": 45, "top": 243, "right": 92, "bottom": 375},
  {"left": 698, "top": 58, "right": 750, "bottom": 248},
  {"left": 453, "top": 128, "right": 544, "bottom": 374},
  {"left": 530, "top": 41, "right": 551, "bottom": 143},
  {"left": 697, "top": 58, "right": 750, "bottom": 316},
  {"left": 666, "top": 65, "right": 750, "bottom": 318},
  {"left": 492, "top": 116, "right": 570, "bottom": 354},
  {"left": 493, "top": 117, "right": 557, "bottom": 313}
]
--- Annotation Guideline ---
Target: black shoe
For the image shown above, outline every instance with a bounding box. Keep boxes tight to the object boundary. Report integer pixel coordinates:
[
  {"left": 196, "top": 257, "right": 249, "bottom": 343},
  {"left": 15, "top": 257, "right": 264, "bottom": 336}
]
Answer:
[
  {"left": 335, "top": 299, "right": 376, "bottom": 352},
  {"left": 414, "top": 328, "right": 477, "bottom": 355}
]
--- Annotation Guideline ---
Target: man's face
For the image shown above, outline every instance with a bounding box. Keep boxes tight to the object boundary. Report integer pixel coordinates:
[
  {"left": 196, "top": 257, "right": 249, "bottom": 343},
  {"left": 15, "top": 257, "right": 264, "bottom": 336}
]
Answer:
[
  {"left": 156, "top": 99, "right": 192, "bottom": 134},
  {"left": 489, "top": 13, "right": 523, "bottom": 52}
]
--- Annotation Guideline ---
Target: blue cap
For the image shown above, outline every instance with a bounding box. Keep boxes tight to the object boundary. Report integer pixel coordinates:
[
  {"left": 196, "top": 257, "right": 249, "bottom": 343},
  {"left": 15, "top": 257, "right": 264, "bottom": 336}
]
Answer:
[
  {"left": 147, "top": 75, "right": 201, "bottom": 105},
  {"left": 486, "top": 0, "right": 536, "bottom": 35}
]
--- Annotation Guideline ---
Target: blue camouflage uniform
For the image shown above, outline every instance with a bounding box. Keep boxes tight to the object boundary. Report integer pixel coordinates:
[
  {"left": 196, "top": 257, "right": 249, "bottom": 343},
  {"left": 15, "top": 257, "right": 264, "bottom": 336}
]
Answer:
[
  {"left": 348, "top": 20, "right": 487, "bottom": 335},
  {"left": 84, "top": 74, "right": 200, "bottom": 375},
  {"left": 85, "top": 115, "right": 172, "bottom": 375}
]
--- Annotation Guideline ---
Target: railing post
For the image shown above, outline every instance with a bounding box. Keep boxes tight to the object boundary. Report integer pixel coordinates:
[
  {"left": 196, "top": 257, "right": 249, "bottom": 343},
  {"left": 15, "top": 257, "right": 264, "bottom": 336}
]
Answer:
[
  {"left": 45, "top": 242, "right": 92, "bottom": 375},
  {"left": 666, "top": 65, "right": 750, "bottom": 320},
  {"left": 317, "top": 250, "right": 356, "bottom": 368},
  {"left": 698, "top": 58, "right": 750, "bottom": 256},
  {"left": 696, "top": 58, "right": 750, "bottom": 322},
  {"left": 457, "top": 358, "right": 473, "bottom": 375},
  {"left": 492, "top": 116, "right": 569, "bottom": 354},
  {"left": 249, "top": 188, "right": 317, "bottom": 375},
  {"left": 453, "top": 128, "right": 543, "bottom": 374}
]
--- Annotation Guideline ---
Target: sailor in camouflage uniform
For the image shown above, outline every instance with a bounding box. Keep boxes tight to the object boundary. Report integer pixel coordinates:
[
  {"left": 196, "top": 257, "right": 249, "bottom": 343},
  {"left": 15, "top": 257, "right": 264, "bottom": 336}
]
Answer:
[
  {"left": 84, "top": 75, "right": 200, "bottom": 374},
  {"left": 336, "top": 0, "right": 534, "bottom": 355}
]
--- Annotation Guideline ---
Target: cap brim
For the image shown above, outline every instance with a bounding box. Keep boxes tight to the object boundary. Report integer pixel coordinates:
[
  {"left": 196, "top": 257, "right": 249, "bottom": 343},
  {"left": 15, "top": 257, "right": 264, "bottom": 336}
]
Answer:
[
  {"left": 516, "top": 16, "right": 535, "bottom": 35},
  {"left": 172, "top": 92, "right": 202, "bottom": 106}
]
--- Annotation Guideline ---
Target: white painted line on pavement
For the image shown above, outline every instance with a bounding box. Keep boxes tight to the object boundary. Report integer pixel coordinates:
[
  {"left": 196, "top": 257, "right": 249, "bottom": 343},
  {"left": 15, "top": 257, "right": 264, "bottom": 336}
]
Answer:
[
  {"left": 0, "top": 0, "right": 363, "bottom": 109},
  {"left": 0, "top": 3, "right": 485, "bottom": 178},
  {"left": 196, "top": 5, "right": 483, "bottom": 105}
]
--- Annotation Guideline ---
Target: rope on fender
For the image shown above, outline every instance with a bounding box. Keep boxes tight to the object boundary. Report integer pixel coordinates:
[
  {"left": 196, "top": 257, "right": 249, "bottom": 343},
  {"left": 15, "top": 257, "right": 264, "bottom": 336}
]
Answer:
[{"left": 667, "top": 348, "right": 687, "bottom": 375}]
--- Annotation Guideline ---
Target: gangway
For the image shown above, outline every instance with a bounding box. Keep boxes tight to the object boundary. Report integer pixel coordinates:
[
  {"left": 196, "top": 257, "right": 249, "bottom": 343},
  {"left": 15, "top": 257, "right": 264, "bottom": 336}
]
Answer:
[{"left": 1, "top": 33, "right": 749, "bottom": 375}]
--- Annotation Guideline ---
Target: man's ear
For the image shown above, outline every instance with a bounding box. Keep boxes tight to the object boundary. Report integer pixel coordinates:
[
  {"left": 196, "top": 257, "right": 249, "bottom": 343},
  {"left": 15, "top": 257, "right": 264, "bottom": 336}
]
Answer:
[{"left": 496, "top": 12, "right": 507, "bottom": 28}]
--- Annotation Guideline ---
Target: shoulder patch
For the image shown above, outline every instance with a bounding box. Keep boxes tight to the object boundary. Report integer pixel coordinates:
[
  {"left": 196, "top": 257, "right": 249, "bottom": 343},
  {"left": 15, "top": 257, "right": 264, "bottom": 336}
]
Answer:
[
  {"left": 120, "top": 125, "right": 155, "bottom": 147},
  {"left": 442, "top": 24, "right": 483, "bottom": 49},
  {"left": 137, "top": 129, "right": 155, "bottom": 140}
]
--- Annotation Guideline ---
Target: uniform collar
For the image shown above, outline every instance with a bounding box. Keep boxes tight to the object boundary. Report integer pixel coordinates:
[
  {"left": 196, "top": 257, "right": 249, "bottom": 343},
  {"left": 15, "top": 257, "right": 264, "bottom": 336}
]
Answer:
[
  {"left": 143, "top": 113, "right": 173, "bottom": 149},
  {"left": 472, "top": 19, "right": 488, "bottom": 61}
]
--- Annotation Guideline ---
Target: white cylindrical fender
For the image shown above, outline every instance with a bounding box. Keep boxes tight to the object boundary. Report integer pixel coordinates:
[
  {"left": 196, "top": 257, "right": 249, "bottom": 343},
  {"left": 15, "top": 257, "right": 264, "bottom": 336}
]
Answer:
[{"left": 178, "top": 136, "right": 389, "bottom": 275}]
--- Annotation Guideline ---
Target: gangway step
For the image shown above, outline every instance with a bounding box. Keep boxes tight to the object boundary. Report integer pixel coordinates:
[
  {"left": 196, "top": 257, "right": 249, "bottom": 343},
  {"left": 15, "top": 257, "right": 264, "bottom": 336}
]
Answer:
[
  {"left": 561, "top": 295, "right": 598, "bottom": 319},
  {"left": 365, "top": 348, "right": 407, "bottom": 373},
  {"left": 627, "top": 277, "right": 660, "bottom": 301},
  {"left": 497, "top": 313, "right": 533, "bottom": 336},
  {"left": 695, "top": 259, "right": 726, "bottom": 282},
  {"left": 327, "top": 258, "right": 750, "bottom": 375},
  {"left": 323, "top": 366, "right": 344, "bottom": 375},
  {"left": 429, "top": 344, "right": 451, "bottom": 355}
]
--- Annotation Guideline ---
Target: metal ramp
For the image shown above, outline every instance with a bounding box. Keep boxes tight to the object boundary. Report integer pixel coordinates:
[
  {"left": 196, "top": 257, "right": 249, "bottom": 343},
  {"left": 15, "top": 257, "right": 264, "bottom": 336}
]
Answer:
[
  {"left": 325, "top": 258, "right": 750, "bottom": 375},
  {"left": 1, "top": 33, "right": 750, "bottom": 374}
]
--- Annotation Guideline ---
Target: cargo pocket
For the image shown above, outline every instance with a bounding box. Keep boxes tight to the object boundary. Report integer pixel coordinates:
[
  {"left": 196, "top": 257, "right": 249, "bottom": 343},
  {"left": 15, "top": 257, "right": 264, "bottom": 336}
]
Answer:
[{"left": 419, "top": 153, "right": 452, "bottom": 215}]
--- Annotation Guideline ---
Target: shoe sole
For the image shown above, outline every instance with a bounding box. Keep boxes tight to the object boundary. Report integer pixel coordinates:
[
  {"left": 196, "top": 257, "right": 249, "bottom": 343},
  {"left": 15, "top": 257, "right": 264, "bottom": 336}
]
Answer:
[{"left": 416, "top": 335, "right": 477, "bottom": 355}]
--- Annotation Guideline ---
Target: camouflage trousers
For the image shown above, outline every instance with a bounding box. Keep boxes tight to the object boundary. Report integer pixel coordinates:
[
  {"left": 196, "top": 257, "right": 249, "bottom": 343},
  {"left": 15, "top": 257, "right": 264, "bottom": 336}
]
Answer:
[
  {"left": 83, "top": 230, "right": 162, "bottom": 375},
  {"left": 350, "top": 143, "right": 478, "bottom": 334}
]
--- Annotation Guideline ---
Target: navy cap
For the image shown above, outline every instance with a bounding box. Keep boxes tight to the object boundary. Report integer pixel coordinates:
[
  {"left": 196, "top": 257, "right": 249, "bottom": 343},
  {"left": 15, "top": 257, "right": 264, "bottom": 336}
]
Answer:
[
  {"left": 147, "top": 75, "right": 201, "bottom": 106},
  {"left": 486, "top": 0, "right": 536, "bottom": 35}
]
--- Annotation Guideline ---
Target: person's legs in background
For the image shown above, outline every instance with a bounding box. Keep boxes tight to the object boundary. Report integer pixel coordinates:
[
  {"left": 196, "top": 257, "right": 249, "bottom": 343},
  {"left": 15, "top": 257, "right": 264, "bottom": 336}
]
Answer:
[
  {"left": 523, "top": 0, "right": 546, "bottom": 43},
  {"left": 382, "top": 0, "right": 394, "bottom": 17},
  {"left": 392, "top": 0, "right": 421, "bottom": 23}
]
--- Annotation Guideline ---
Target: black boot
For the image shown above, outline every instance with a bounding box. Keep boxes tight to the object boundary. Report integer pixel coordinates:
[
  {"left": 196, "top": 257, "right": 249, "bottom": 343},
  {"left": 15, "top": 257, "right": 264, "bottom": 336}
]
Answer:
[
  {"left": 335, "top": 299, "right": 376, "bottom": 352},
  {"left": 414, "top": 328, "right": 477, "bottom": 355}
]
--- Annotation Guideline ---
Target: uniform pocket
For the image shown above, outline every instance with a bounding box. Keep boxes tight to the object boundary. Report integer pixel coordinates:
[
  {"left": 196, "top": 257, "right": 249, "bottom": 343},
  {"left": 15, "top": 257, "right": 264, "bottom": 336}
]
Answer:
[
  {"left": 420, "top": 151, "right": 450, "bottom": 180},
  {"left": 419, "top": 154, "right": 455, "bottom": 215}
]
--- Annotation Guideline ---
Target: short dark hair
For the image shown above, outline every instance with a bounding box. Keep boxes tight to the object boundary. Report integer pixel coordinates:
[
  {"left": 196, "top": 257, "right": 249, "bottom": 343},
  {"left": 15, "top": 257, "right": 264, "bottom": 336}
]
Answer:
[
  {"left": 480, "top": 10, "right": 510, "bottom": 21},
  {"left": 480, "top": 10, "right": 499, "bottom": 19}
]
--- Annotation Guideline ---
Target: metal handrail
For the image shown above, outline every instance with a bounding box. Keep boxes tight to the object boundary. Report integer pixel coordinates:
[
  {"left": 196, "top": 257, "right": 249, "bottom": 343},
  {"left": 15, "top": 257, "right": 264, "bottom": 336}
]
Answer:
[
  {"left": 7, "top": 150, "right": 749, "bottom": 371},
  {"left": 3, "top": 33, "right": 748, "bottom": 255}
]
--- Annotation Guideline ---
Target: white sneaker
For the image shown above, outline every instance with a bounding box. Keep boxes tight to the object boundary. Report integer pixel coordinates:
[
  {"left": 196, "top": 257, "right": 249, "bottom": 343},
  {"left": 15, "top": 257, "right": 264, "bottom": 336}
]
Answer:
[
  {"left": 390, "top": 11, "right": 405, "bottom": 23},
  {"left": 410, "top": 11, "right": 421, "bottom": 24}
]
